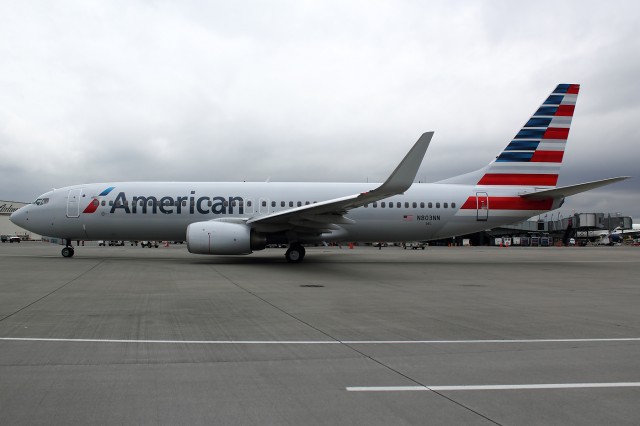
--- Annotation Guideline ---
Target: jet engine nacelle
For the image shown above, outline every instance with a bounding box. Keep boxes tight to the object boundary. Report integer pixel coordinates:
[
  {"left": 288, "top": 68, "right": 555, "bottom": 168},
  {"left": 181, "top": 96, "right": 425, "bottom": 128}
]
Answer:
[{"left": 186, "top": 221, "right": 266, "bottom": 255}]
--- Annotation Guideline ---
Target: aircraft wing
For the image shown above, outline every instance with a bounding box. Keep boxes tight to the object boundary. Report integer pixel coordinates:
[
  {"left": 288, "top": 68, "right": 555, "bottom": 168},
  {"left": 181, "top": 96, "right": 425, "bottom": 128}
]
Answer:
[
  {"left": 521, "top": 176, "right": 630, "bottom": 201},
  {"left": 246, "top": 132, "right": 433, "bottom": 231}
]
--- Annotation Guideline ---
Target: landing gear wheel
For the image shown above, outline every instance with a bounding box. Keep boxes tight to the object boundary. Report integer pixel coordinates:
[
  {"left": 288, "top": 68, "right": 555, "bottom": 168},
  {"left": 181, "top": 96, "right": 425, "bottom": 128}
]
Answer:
[
  {"left": 61, "top": 247, "right": 75, "bottom": 258},
  {"left": 285, "top": 245, "right": 305, "bottom": 263}
]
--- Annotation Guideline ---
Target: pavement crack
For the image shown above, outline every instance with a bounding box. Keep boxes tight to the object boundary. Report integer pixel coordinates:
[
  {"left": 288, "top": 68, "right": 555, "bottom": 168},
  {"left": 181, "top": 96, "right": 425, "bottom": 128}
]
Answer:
[
  {"left": 0, "top": 260, "right": 106, "bottom": 323},
  {"left": 215, "top": 268, "right": 503, "bottom": 426}
]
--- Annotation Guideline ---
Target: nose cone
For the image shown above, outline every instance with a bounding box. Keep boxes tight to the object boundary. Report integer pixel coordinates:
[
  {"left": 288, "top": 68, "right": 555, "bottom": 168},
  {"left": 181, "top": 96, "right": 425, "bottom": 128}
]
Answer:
[{"left": 9, "top": 206, "right": 29, "bottom": 229}]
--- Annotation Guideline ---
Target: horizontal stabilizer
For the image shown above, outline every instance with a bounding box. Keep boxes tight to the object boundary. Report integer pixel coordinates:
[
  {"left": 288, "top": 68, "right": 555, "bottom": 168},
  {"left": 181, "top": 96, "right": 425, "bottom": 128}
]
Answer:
[{"left": 521, "top": 176, "right": 630, "bottom": 200}]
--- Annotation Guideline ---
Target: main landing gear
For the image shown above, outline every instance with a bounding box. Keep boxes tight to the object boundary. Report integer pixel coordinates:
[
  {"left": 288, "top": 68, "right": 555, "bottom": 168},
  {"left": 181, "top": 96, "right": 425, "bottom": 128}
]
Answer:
[
  {"left": 61, "top": 239, "right": 75, "bottom": 258},
  {"left": 285, "top": 243, "right": 305, "bottom": 263}
]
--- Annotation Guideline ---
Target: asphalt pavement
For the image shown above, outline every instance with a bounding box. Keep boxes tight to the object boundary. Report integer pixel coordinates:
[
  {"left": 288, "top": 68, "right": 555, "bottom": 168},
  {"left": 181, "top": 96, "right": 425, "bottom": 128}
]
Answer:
[{"left": 1, "top": 242, "right": 639, "bottom": 425}]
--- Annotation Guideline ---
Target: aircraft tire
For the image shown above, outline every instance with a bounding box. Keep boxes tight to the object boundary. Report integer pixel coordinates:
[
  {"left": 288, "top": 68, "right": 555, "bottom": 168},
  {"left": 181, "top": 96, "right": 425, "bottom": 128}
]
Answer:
[
  {"left": 285, "top": 245, "right": 305, "bottom": 263},
  {"left": 61, "top": 247, "right": 75, "bottom": 258}
]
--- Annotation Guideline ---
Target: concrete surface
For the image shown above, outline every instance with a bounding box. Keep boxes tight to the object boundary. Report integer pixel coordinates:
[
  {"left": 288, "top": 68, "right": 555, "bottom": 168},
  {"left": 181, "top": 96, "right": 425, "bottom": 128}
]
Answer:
[{"left": 1, "top": 242, "right": 639, "bottom": 425}]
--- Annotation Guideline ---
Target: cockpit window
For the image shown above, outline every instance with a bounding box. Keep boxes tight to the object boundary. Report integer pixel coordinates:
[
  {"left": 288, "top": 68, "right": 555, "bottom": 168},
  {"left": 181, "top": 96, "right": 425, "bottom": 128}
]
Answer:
[{"left": 33, "top": 198, "right": 50, "bottom": 206}]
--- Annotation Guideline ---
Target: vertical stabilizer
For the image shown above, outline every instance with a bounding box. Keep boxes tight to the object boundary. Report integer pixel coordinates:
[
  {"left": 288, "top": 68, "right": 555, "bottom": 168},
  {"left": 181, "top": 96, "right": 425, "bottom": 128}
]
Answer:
[{"left": 476, "top": 84, "right": 580, "bottom": 187}]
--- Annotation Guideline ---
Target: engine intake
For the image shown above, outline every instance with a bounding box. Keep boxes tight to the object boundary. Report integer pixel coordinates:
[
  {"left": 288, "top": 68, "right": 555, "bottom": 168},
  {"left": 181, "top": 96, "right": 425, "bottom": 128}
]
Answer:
[{"left": 186, "top": 221, "right": 266, "bottom": 255}]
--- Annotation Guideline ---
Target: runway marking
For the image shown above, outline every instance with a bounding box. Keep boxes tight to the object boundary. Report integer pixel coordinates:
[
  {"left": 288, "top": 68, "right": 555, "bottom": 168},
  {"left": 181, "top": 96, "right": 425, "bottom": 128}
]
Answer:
[
  {"left": 1, "top": 337, "right": 640, "bottom": 344},
  {"left": 347, "top": 383, "right": 640, "bottom": 392}
]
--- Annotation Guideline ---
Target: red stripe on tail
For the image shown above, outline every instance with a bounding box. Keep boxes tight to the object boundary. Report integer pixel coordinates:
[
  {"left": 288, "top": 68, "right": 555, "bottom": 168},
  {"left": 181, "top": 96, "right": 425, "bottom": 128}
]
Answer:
[
  {"left": 530, "top": 150, "right": 564, "bottom": 163},
  {"left": 555, "top": 105, "right": 574, "bottom": 116},
  {"left": 543, "top": 127, "right": 569, "bottom": 139},
  {"left": 477, "top": 174, "right": 558, "bottom": 186}
]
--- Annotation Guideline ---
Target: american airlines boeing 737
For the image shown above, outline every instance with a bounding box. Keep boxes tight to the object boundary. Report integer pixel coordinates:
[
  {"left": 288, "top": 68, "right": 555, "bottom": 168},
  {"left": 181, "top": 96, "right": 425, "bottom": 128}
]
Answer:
[{"left": 10, "top": 84, "right": 628, "bottom": 262}]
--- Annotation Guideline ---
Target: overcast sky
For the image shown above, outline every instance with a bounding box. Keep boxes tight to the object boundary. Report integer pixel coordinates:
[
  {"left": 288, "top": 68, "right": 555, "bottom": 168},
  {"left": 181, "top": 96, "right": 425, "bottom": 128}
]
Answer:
[{"left": 1, "top": 0, "right": 639, "bottom": 220}]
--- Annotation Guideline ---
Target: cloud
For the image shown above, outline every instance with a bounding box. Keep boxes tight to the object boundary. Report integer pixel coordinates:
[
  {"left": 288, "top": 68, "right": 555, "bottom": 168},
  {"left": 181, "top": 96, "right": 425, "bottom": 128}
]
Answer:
[{"left": 0, "top": 0, "right": 638, "bottom": 217}]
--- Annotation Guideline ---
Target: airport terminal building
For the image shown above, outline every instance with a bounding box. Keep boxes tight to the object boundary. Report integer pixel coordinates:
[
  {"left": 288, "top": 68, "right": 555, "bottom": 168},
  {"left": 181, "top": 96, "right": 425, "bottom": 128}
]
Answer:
[{"left": 0, "top": 200, "right": 34, "bottom": 240}]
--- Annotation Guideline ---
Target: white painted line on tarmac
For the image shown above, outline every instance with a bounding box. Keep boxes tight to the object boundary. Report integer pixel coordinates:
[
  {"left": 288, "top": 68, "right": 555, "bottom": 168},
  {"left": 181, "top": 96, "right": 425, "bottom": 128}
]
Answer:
[
  {"left": 347, "top": 382, "right": 640, "bottom": 392},
  {"left": 1, "top": 337, "right": 640, "bottom": 345},
  {"left": 344, "top": 338, "right": 640, "bottom": 344},
  {"left": 0, "top": 337, "right": 341, "bottom": 344}
]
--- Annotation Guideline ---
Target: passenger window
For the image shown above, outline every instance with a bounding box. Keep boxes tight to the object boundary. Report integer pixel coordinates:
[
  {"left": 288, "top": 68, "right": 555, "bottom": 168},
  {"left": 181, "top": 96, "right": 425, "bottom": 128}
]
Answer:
[
  {"left": 297, "top": 201, "right": 302, "bottom": 207},
  {"left": 436, "top": 202, "right": 440, "bottom": 208},
  {"left": 109, "top": 201, "right": 114, "bottom": 206},
  {"left": 305, "top": 201, "right": 310, "bottom": 205},
  {"left": 289, "top": 201, "right": 294, "bottom": 207},
  {"left": 420, "top": 202, "right": 424, "bottom": 208},
  {"left": 444, "top": 203, "right": 448, "bottom": 208},
  {"left": 281, "top": 201, "right": 285, "bottom": 207},
  {"left": 101, "top": 200, "right": 106, "bottom": 206},
  {"left": 271, "top": 201, "right": 276, "bottom": 207},
  {"left": 373, "top": 202, "right": 378, "bottom": 208},
  {"left": 405, "top": 202, "right": 409, "bottom": 208},
  {"left": 428, "top": 202, "right": 432, "bottom": 208},
  {"left": 412, "top": 202, "right": 417, "bottom": 208},
  {"left": 452, "top": 202, "right": 456, "bottom": 208},
  {"left": 397, "top": 202, "right": 401, "bottom": 208},
  {"left": 261, "top": 201, "right": 266, "bottom": 207},
  {"left": 381, "top": 202, "right": 386, "bottom": 208}
]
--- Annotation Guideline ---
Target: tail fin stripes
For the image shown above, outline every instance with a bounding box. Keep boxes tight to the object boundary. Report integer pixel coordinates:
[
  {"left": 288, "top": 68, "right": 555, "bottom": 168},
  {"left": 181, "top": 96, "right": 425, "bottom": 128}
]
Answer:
[{"left": 477, "top": 84, "right": 579, "bottom": 187}]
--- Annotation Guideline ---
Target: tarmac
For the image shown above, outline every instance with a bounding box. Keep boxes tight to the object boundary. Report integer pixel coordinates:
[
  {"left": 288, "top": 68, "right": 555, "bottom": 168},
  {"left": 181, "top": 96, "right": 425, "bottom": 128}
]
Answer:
[{"left": 1, "top": 242, "right": 639, "bottom": 425}]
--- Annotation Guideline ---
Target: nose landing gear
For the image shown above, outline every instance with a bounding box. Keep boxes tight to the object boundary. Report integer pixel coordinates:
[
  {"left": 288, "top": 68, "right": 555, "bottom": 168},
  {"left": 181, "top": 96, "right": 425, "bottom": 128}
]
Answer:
[{"left": 61, "top": 240, "right": 75, "bottom": 258}]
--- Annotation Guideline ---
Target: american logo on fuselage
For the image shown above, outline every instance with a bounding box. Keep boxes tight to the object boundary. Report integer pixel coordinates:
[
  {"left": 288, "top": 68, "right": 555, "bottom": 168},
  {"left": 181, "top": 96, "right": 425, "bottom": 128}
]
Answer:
[{"left": 85, "top": 190, "right": 246, "bottom": 215}]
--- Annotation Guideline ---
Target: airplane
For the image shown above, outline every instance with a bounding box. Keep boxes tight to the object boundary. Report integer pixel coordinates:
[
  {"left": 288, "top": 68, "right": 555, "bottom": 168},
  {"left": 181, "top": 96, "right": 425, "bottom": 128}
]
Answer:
[
  {"left": 576, "top": 225, "right": 640, "bottom": 243},
  {"left": 10, "top": 84, "right": 630, "bottom": 262}
]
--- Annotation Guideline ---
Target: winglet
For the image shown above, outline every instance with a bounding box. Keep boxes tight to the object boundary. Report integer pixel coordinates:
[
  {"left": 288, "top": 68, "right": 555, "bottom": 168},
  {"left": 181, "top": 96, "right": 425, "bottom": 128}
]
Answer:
[{"left": 366, "top": 131, "right": 433, "bottom": 197}]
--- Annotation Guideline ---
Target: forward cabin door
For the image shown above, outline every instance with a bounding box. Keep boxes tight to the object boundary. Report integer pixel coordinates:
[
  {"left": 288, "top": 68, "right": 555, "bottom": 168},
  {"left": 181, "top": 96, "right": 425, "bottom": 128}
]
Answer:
[
  {"left": 66, "top": 188, "right": 82, "bottom": 218},
  {"left": 476, "top": 192, "right": 489, "bottom": 221}
]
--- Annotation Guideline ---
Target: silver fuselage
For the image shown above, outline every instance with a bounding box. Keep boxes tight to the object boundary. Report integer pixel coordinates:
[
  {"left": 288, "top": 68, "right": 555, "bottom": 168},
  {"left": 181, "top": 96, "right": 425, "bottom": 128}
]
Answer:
[{"left": 10, "top": 181, "right": 558, "bottom": 243}]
